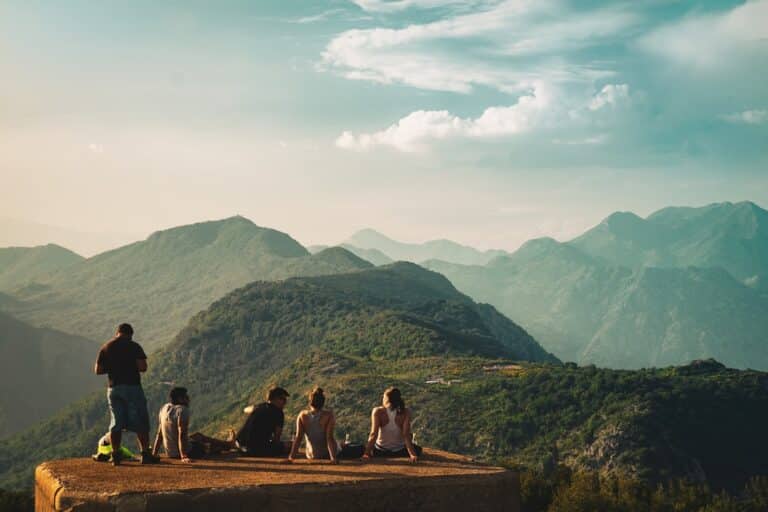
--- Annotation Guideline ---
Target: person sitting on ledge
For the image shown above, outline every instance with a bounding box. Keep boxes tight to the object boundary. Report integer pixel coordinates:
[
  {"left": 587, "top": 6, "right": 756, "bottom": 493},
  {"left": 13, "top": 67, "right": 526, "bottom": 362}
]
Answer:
[
  {"left": 235, "top": 386, "right": 291, "bottom": 457},
  {"left": 287, "top": 387, "right": 365, "bottom": 464},
  {"left": 363, "top": 387, "right": 422, "bottom": 463},
  {"left": 151, "top": 387, "right": 235, "bottom": 463}
]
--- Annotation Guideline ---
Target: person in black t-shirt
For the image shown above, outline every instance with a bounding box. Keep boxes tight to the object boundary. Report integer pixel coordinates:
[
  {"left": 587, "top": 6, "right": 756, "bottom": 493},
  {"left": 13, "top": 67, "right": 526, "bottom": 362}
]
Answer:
[
  {"left": 235, "top": 386, "right": 290, "bottom": 456},
  {"left": 94, "top": 323, "right": 159, "bottom": 466}
]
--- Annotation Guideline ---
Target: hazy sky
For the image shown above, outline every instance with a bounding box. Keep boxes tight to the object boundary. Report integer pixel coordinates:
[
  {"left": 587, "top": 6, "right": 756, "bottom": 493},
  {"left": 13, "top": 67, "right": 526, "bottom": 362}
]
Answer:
[{"left": 2, "top": 0, "right": 767, "bottom": 255}]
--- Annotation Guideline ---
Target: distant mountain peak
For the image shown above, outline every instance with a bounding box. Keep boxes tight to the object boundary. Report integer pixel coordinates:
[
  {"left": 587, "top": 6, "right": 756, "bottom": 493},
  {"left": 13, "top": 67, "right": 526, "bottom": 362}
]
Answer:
[
  {"left": 509, "top": 237, "right": 590, "bottom": 264},
  {"left": 600, "top": 211, "right": 646, "bottom": 233},
  {"left": 0, "top": 244, "right": 84, "bottom": 292},
  {"left": 349, "top": 228, "right": 393, "bottom": 241},
  {"left": 141, "top": 216, "right": 308, "bottom": 259},
  {"left": 520, "top": 236, "right": 560, "bottom": 248},
  {"left": 311, "top": 246, "right": 373, "bottom": 269}
]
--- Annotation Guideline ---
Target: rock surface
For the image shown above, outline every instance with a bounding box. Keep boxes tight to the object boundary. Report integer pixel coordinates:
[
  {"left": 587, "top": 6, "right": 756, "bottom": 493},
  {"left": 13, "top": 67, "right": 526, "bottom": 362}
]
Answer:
[{"left": 35, "top": 449, "right": 519, "bottom": 511}]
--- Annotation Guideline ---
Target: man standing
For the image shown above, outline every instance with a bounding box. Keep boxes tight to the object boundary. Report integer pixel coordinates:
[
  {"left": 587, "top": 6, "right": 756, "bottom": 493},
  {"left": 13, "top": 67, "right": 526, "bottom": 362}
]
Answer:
[
  {"left": 94, "top": 323, "right": 159, "bottom": 465},
  {"left": 235, "top": 386, "right": 290, "bottom": 456}
]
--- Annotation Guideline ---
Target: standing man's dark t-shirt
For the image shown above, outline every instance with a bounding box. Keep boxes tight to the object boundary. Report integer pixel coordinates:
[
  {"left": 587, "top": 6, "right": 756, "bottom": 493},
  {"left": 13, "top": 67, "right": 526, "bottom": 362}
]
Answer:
[
  {"left": 96, "top": 335, "right": 147, "bottom": 387},
  {"left": 236, "top": 402, "right": 284, "bottom": 454}
]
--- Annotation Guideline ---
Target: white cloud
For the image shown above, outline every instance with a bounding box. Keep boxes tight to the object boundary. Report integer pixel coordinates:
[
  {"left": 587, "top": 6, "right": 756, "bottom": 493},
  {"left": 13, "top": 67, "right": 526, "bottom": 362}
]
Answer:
[
  {"left": 336, "top": 83, "right": 629, "bottom": 152},
  {"left": 552, "top": 134, "right": 608, "bottom": 145},
  {"left": 723, "top": 110, "right": 768, "bottom": 125},
  {"left": 589, "top": 84, "right": 629, "bottom": 111},
  {"left": 294, "top": 9, "right": 345, "bottom": 24},
  {"left": 336, "top": 110, "right": 466, "bottom": 152},
  {"left": 639, "top": 0, "right": 768, "bottom": 69},
  {"left": 292, "top": 8, "right": 373, "bottom": 24},
  {"left": 322, "top": 0, "right": 633, "bottom": 94},
  {"left": 88, "top": 143, "right": 104, "bottom": 154},
  {"left": 349, "top": 0, "right": 493, "bottom": 13}
]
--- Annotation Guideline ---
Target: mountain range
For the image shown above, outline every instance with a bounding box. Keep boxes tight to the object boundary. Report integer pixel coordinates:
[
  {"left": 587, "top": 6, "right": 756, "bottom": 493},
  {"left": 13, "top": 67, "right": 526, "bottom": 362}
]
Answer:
[
  {"left": 426, "top": 241, "right": 768, "bottom": 369},
  {"left": 342, "top": 229, "right": 508, "bottom": 266},
  {"left": 571, "top": 201, "right": 768, "bottom": 281},
  {"left": 336, "top": 202, "right": 768, "bottom": 369},
  {"left": 0, "top": 217, "right": 372, "bottom": 349}
]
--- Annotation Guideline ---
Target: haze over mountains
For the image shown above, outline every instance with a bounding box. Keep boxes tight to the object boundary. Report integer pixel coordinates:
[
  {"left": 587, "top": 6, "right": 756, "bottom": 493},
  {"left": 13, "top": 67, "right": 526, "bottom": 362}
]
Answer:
[
  {"left": 0, "top": 312, "right": 99, "bottom": 439},
  {"left": 427, "top": 245, "right": 768, "bottom": 369},
  {"left": 0, "top": 218, "right": 140, "bottom": 258},
  {"left": 324, "top": 202, "right": 768, "bottom": 369},
  {"left": 0, "top": 245, "right": 83, "bottom": 291},
  {"left": 308, "top": 244, "right": 394, "bottom": 266},
  {"left": 344, "top": 229, "right": 508, "bottom": 266}
]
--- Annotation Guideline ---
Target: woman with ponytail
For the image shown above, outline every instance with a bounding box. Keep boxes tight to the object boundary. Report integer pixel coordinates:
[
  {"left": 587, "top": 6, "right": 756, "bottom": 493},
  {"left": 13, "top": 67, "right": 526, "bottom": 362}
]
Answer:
[
  {"left": 288, "top": 387, "right": 364, "bottom": 463},
  {"left": 363, "top": 387, "right": 422, "bottom": 462}
]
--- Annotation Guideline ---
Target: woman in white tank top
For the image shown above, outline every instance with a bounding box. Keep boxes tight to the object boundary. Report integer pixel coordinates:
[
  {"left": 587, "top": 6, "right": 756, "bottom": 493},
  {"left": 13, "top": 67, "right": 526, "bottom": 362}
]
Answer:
[
  {"left": 287, "top": 387, "right": 365, "bottom": 463},
  {"left": 363, "top": 387, "right": 422, "bottom": 463}
]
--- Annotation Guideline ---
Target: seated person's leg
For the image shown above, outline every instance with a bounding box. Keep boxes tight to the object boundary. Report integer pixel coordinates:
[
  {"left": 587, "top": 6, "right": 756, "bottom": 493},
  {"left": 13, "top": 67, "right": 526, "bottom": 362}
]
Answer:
[
  {"left": 339, "top": 444, "right": 365, "bottom": 459},
  {"left": 371, "top": 446, "right": 392, "bottom": 457},
  {"left": 245, "top": 441, "right": 287, "bottom": 457},
  {"left": 372, "top": 445, "right": 421, "bottom": 457},
  {"left": 189, "top": 432, "right": 235, "bottom": 455},
  {"left": 188, "top": 439, "right": 206, "bottom": 459}
]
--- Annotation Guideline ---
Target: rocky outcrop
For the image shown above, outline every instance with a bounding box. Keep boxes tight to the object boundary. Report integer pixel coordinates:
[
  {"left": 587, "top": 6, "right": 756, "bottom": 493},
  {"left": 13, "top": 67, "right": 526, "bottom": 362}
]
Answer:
[{"left": 35, "top": 449, "right": 519, "bottom": 512}]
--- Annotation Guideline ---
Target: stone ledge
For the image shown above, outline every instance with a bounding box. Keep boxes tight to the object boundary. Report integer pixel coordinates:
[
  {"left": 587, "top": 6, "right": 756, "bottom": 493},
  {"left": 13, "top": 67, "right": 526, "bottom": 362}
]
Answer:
[{"left": 36, "top": 449, "right": 520, "bottom": 511}]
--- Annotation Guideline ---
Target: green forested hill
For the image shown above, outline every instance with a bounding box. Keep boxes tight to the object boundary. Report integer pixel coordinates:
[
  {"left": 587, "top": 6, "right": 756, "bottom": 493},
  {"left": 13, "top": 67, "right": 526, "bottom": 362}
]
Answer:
[
  {"left": 0, "top": 244, "right": 83, "bottom": 291},
  {"left": 0, "top": 262, "right": 553, "bottom": 489},
  {"left": 425, "top": 236, "right": 768, "bottom": 369},
  {"left": 0, "top": 312, "right": 100, "bottom": 439},
  {"left": 3, "top": 217, "right": 372, "bottom": 349}
]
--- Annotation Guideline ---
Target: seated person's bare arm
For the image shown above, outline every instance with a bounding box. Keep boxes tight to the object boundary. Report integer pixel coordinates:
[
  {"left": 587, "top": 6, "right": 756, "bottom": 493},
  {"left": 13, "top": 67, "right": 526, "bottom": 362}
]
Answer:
[
  {"left": 401, "top": 410, "right": 418, "bottom": 463},
  {"left": 363, "top": 409, "right": 381, "bottom": 459},
  {"left": 326, "top": 411, "right": 338, "bottom": 464},
  {"left": 178, "top": 415, "right": 191, "bottom": 462},
  {"left": 152, "top": 429, "right": 163, "bottom": 458},
  {"left": 288, "top": 414, "right": 305, "bottom": 461}
]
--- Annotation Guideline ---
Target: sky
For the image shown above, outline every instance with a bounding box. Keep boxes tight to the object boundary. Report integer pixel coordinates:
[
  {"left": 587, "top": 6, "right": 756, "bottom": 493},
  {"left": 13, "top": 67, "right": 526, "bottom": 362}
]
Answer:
[{"left": 1, "top": 0, "right": 766, "bottom": 255}]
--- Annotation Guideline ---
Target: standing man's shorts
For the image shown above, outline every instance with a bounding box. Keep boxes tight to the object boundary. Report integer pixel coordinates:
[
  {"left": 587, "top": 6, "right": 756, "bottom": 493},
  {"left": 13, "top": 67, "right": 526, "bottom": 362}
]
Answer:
[{"left": 108, "top": 385, "right": 150, "bottom": 434}]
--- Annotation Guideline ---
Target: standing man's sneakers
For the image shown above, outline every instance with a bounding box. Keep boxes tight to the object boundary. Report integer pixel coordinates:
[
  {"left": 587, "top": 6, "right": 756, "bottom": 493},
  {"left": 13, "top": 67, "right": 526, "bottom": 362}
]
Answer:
[
  {"left": 141, "top": 451, "right": 160, "bottom": 464},
  {"left": 110, "top": 450, "right": 123, "bottom": 466}
]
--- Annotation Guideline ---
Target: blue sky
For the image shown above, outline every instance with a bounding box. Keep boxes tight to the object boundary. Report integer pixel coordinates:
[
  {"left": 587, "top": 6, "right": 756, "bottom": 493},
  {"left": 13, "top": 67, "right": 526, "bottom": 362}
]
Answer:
[{"left": 1, "top": 0, "right": 766, "bottom": 254}]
